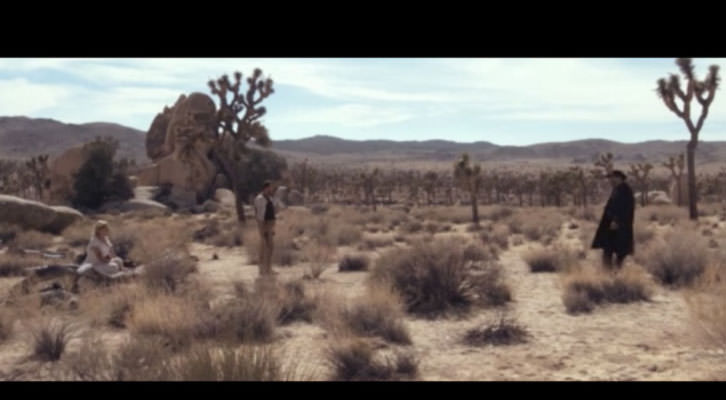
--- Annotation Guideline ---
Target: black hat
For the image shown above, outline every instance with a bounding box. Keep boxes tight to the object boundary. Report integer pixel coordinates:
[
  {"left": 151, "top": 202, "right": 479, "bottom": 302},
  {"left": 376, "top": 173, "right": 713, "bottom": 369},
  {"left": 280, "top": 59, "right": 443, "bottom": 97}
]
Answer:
[
  {"left": 606, "top": 170, "right": 626, "bottom": 180},
  {"left": 262, "top": 180, "right": 273, "bottom": 189}
]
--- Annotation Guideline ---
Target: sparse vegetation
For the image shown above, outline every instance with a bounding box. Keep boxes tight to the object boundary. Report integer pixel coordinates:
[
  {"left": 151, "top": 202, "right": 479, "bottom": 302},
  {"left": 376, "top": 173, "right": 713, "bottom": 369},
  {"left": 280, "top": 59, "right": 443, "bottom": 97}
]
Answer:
[
  {"left": 342, "top": 287, "right": 411, "bottom": 344},
  {"left": 524, "top": 245, "right": 577, "bottom": 273},
  {"left": 370, "top": 239, "right": 510, "bottom": 317},
  {"left": 31, "top": 319, "right": 76, "bottom": 362},
  {"left": 463, "top": 315, "right": 529, "bottom": 346},
  {"left": 327, "top": 340, "right": 418, "bottom": 381},
  {"left": 643, "top": 232, "right": 709, "bottom": 288},
  {"left": 562, "top": 266, "right": 652, "bottom": 314},
  {"left": 339, "top": 254, "right": 370, "bottom": 272}
]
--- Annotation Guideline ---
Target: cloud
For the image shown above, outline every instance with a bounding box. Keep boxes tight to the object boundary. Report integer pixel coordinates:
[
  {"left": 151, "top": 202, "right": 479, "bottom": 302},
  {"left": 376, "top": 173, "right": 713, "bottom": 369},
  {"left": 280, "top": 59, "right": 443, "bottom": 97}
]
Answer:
[
  {"left": 0, "top": 78, "right": 76, "bottom": 115},
  {"left": 280, "top": 103, "right": 414, "bottom": 127}
]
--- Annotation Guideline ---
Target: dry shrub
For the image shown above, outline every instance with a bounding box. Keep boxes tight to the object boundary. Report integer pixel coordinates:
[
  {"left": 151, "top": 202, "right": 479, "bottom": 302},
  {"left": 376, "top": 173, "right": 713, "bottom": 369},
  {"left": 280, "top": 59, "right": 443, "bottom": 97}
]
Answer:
[
  {"left": 370, "top": 239, "right": 511, "bottom": 318},
  {"left": 644, "top": 205, "right": 688, "bottom": 226},
  {"left": 127, "top": 292, "right": 206, "bottom": 350},
  {"left": 0, "top": 253, "right": 46, "bottom": 276},
  {"left": 643, "top": 232, "right": 709, "bottom": 288},
  {"left": 142, "top": 249, "right": 198, "bottom": 293},
  {"left": 13, "top": 230, "right": 54, "bottom": 250},
  {"left": 302, "top": 241, "right": 335, "bottom": 280},
  {"left": 193, "top": 218, "right": 242, "bottom": 247},
  {"left": 339, "top": 254, "right": 370, "bottom": 272},
  {"left": 686, "top": 263, "right": 726, "bottom": 350},
  {"left": 401, "top": 220, "right": 423, "bottom": 234},
  {"left": 342, "top": 286, "right": 411, "bottom": 345},
  {"left": 358, "top": 234, "right": 394, "bottom": 251},
  {"left": 523, "top": 245, "right": 578, "bottom": 273},
  {"left": 160, "top": 345, "right": 289, "bottom": 381},
  {"left": 634, "top": 224, "right": 655, "bottom": 245},
  {"left": 30, "top": 319, "right": 77, "bottom": 362},
  {"left": 562, "top": 266, "right": 652, "bottom": 315},
  {"left": 486, "top": 206, "right": 514, "bottom": 222},
  {"left": 463, "top": 241, "right": 498, "bottom": 264},
  {"left": 66, "top": 336, "right": 171, "bottom": 381},
  {"left": 332, "top": 224, "right": 363, "bottom": 246},
  {"left": 463, "top": 315, "right": 529, "bottom": 346},
  {"left": 481, "top": 224, "right": 510, "bottom": 250},
  {"left": 509, "top": 209, "right": 564, "bottom": 244},
  {"left": 275, "top": 280, "right": 319, "bottom": 325},
  {"left": 327, "top": 340, "right": 418, "bottom": 381}
]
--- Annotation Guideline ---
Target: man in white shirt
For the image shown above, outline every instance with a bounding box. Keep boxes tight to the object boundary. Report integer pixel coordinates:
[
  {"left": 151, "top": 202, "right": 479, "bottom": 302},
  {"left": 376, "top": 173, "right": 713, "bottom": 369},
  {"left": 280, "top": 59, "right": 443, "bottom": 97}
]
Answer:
[{"left": 254, "top": 180, "right": 285, "bottom": 276}]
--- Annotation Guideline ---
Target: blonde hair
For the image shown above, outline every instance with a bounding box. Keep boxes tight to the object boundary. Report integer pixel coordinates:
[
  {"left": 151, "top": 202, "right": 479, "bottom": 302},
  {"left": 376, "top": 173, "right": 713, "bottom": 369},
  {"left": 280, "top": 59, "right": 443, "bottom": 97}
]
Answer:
[{"left": 93, "top": 220, "right": 110, "bottom": 237}]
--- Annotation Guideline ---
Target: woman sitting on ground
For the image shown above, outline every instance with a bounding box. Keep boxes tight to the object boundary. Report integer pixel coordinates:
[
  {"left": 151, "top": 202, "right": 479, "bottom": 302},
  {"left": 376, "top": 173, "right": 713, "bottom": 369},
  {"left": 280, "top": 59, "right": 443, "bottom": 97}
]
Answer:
[{"left": 78, "top": 220, "right": 140, "bottom": 279}]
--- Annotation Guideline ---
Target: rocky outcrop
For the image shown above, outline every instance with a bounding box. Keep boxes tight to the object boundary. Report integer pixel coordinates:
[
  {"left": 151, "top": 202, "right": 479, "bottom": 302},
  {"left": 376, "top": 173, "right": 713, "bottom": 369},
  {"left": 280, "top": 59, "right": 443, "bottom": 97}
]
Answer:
[
  {"left": 136, "top": 93, "right": 219, "bottom": 208},
  {"left": 0, "top": 195, "right": 84, "bottom": 234}
]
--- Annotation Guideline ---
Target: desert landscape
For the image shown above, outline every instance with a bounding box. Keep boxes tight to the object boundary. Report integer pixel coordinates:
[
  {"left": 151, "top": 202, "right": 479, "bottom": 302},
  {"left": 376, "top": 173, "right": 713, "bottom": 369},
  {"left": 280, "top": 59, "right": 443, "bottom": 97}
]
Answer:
[{"left": 1, "top": 58, "right": 725, "bottom": 381}]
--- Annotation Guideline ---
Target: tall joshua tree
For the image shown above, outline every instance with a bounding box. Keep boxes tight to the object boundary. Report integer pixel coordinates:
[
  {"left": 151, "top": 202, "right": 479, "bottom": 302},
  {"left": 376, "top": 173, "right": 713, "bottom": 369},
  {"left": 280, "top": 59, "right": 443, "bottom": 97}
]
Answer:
[
  {"left": 657, "top": 58, "right": 720, "bottom": 220},
  {"left": 208, "top": 69, "right": 274, "bottom": 223},
  {"left": 454, "top": 153, "right": 482, "bottom": 226},
  {"left": 662, "top": 153, "right": 686, "bottom": 206}
]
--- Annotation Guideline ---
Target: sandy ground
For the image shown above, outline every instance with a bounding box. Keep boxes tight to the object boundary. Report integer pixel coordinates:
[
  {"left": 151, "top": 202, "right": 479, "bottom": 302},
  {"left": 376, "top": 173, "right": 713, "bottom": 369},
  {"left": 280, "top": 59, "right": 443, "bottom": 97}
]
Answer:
[{"left": 2, "top": 214, "right": 725, "bottom": 381}]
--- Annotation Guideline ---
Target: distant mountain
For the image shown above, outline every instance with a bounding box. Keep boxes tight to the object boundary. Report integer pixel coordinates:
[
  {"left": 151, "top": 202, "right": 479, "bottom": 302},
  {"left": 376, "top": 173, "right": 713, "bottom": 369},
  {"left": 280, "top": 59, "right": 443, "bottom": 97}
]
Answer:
[
  {"left": 0, "top": 117, "right": 147, "bottom": 162},
  {"left": 2, "top": 117, "right": 725, "bottom": 166}
]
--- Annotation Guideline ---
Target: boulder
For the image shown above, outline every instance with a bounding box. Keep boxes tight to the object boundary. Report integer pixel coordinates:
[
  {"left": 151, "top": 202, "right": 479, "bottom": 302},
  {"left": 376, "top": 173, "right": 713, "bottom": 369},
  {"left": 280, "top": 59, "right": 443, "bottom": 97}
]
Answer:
[
  {"left": 214, "top": 189, "right": 236, "bottom": 207},
  {"left": 0, "top": 195, "right": 84, "bottom": 234},
  {"left": 287, "top": 189, "right": 304, "bottom": 206}
]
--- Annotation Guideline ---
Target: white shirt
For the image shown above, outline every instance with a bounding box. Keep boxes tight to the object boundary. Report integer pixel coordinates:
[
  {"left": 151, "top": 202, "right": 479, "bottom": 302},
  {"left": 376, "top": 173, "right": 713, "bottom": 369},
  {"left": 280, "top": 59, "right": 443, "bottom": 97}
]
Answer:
[{"left": 254, "top": 192, "right": 285, "bottom": 222}]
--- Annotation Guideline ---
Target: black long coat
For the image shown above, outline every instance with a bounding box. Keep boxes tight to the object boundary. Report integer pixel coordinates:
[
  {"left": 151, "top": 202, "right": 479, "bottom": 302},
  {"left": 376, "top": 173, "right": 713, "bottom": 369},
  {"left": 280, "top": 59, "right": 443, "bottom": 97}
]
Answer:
[{"left": 592, "top": 182, "right": 635, "bottom": 256}]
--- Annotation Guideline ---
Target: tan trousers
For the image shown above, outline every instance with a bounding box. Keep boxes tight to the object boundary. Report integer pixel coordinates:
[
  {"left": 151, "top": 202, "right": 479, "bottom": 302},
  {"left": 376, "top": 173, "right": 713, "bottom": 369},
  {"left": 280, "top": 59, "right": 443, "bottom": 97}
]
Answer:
[{"left": 257, "top": 220, "right": 276, "bottom": 275}]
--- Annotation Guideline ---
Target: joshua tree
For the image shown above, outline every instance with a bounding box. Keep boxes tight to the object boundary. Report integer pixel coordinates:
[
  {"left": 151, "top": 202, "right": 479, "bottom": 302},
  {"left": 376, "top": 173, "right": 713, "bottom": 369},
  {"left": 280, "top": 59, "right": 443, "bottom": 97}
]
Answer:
[
  {"left": 594, "top": 152, "right": 614, "bottom": 176},
  {"left": 422, "top": 171, "right": 439, "bottom": 205},
  {"left": 656, "top": 58, "right": 720, "bottom": 220},
  {"left": 629, "top": 162, "right": 653, "bottom": 207},
  {"left": 662, "top": 153, "right": 686, "bottom": 206},
  {"left": 208, "top": 69, "right": 274, "bottom": 223},
  {"left": 360, "top": 169, "right": 379, "bottom": 211},
  {"left": 454, "top": 153, "right": 482, "bottom": 225},
  {"left": 569, "top": 166, "right": 589, "bottom": 209}
]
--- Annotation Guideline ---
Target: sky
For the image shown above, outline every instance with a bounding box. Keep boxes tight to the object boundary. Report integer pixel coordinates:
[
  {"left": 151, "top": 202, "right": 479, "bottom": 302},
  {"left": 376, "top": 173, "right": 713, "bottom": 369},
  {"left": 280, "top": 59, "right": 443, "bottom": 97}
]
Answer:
[{"left": 0, "top": 58, "right": 725, "bottom": 146}]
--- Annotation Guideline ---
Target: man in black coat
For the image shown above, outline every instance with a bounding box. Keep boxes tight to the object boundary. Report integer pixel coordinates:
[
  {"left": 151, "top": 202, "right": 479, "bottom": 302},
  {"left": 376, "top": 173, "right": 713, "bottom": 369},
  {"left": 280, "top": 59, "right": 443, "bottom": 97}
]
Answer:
[{"left": 592, "top": 170, "right": 635, "bottom": 269}]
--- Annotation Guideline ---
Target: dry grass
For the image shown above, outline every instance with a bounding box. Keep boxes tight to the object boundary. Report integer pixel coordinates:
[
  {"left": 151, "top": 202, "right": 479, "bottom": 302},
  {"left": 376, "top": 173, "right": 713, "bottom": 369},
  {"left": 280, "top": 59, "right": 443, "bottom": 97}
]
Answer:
[
  {"left": 161, "top": 345, "right": 289, "bottom": 381},
  {"left": 30, "top": 319, "right": 77, "bottom": 362},
  {"left": 339, "top": 254, "right": 370, "bottom": 272},
  {"left": 13, "top": 230, "right": 54, "bottom": 250},
  {"left": 643, "top": 205, "right": 688, "bottom": 226},
  {"left": 327, "top": 339, "right": 418, "bottom": 381},
  {"left": 523, "top": 245, "right": 578, "bottom": 273},
  {"left": 142, "top": 249, "right": 198, "bottom": 293},
  {"left": 0, "top": 253, "right": 45, "bottom": 276},
  {"left": 463, "top": 315, "right": 530, "bottom": 346},
  {"left": 480, "top": 224, "right": 510, "bottom": 250},
  {"left": 561, "top": 266, "right": 653, "bottom": 315},
  {"left": 370, "top": 239, "right": 511, "bottom": 318},
  {"left": 686, "top": 263, "right": 726, "bottom": 351},
  {"left": 342, "top": 286, "right": 411, "bottom": 345},
  {"left": 127, "top": 292, "right": 207, "bottom": 350},
  {"left": 275, "top": 280, "right": 319, "bottom": 325},
  {"left": 192, "top": 218, "right": 243, "bottom": 247},
  {"left": 642, "top": 232, "right": 709, "bottom": 288},
  {"left": 358, "top": 233, "right": 395, "bottom": 251},
  {"left": 61, "top": 221, "right": 92, "bottom": 248},
  {"left": 634, "top": 224, "right": 656, "bottom": 245},
  {"left": 302, "top": 241, "right": 335, "bottom": 280}
]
